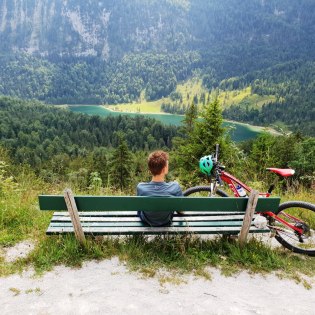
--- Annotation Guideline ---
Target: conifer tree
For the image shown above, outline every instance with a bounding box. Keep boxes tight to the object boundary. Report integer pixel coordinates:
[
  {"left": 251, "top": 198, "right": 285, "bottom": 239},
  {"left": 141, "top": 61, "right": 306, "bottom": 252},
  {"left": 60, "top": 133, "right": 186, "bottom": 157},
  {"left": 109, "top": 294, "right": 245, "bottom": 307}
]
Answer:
[
  {"left": 182, "top": 100, "right": 198, "bottom": 135},
  {"left": 248, "top": 132, "right": 276, "bottom": 181},
  {"left": 109, "top": 132, "right": 134, "bottom": 191},
  {"left": 192, "top": 98, "right": 224, "bottom": 156},
  {"left": 91, "top": 147, "right": 108, "bottom": 183},
  {"left": 175, "top": 98, "right": 225, "bottom": 185}
]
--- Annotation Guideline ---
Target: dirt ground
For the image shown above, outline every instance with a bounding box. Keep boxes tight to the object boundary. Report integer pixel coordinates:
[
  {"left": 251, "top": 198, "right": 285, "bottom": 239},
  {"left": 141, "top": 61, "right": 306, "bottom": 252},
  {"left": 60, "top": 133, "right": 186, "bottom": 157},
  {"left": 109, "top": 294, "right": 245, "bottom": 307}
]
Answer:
[{"left": 1, "top": 256, "right": 314, "bottom": 315}]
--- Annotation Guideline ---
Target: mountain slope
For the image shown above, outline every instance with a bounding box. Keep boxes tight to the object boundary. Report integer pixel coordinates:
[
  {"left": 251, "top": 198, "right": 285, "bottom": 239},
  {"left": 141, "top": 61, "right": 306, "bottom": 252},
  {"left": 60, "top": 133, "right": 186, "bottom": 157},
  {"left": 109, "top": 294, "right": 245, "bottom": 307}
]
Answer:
[
  {"left": 1, "top": 0, "right": 314, "bottom": 65},
  {"left": 0, "top": 0, "right": 314, "bottom": 135}
]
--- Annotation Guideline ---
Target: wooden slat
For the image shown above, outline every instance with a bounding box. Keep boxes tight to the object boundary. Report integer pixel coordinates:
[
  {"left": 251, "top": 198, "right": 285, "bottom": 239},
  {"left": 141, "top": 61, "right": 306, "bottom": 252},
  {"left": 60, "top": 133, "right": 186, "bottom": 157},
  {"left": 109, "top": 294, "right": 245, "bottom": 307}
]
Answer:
[
  {"left": 51, "top": 211, "right": 247, "bottom": 217},
  {"left": 48, "top": 220, "right": 248, "bottom": 228},
  {"left": 39, "top": 195, "right": 280, "bottom": 213},
  {"left": 239, "top": 190, "right": 259, "bottom": 246},
  {"left": 175, "top": 211, "right": 245, "bottom": 216},
  {"left": 53, "top": 211, "right": 137, "bottom": 216},
  {"left": 46, "top": 225, "right": 270, "bottom": 235},
  {"left": 50, "top": 214, "right": 250, "bottom": 223}
]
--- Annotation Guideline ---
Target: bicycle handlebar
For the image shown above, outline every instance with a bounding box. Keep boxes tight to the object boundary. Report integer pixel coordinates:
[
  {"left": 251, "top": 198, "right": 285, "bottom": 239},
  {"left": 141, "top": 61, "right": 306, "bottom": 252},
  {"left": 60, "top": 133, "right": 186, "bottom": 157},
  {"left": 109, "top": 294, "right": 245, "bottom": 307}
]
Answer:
[
  {"left": 209, "top": 144, "right": 223, "bottom": 182},
  {"left": 215, "top": 143, "right": 219, "bottom": 162}
]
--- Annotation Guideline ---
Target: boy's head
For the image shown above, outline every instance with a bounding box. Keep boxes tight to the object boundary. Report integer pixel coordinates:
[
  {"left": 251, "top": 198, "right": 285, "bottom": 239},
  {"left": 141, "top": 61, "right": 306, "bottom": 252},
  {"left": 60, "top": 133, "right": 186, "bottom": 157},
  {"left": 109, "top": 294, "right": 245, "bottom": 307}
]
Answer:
[{"left": 148, "top": 150, "right": 169, "bottom": 176}]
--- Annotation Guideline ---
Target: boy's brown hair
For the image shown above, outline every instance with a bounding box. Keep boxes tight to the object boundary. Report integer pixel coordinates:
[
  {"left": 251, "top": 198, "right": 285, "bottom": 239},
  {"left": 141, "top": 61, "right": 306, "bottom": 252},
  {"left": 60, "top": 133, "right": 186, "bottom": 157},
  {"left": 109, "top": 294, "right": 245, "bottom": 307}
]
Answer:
[{"left": 148, "top": 150, "right": 169, "bottom": 176}]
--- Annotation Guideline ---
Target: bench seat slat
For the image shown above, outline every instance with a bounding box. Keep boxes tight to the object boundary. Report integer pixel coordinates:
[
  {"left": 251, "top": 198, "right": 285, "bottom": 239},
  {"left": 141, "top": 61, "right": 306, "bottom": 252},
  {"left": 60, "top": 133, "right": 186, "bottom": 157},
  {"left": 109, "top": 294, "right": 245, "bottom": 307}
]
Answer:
[
  {"left": 48, "top": 220, "right": 250, "bottom": 228},
  {"left": 50, "top": 214, "right": 252, "bottom": 222},
  {"left": 46, "top": 226, "right": 269, "bottom": 235},
  {"left": 51, "top": 211, "right": 247, "bottom": 217}
]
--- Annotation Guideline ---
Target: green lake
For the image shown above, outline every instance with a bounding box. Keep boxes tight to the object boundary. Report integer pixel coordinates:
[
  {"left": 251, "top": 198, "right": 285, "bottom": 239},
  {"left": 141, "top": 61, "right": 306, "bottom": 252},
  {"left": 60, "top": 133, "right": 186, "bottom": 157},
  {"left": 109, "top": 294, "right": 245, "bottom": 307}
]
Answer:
[{"left": 68, "top": 105, "right": 261, "bottom": 142}]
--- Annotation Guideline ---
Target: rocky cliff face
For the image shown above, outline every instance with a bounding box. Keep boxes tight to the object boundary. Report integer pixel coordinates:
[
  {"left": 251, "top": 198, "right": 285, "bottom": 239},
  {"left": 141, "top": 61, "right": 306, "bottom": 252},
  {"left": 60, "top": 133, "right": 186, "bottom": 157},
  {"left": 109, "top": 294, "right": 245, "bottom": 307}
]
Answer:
[
  {"left": 0, "top": 0, "right": 190, "bottom": 60},
  {"left": 0, "top": 0, "right": 314, "bottom": 62},
  {"left": 0, "top": 0, "right": 114, "bottom": 59}
]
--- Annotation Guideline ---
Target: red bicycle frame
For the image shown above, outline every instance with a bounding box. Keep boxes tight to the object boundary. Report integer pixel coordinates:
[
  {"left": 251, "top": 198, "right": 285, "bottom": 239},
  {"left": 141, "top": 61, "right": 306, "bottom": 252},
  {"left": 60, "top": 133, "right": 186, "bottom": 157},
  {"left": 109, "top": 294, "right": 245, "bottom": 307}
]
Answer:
[
  {"left": 218, "top": 170, "right": 304, "bottom": 235},
  {"left": 220, "top": 170, "right": 270, "bottom": 198}
]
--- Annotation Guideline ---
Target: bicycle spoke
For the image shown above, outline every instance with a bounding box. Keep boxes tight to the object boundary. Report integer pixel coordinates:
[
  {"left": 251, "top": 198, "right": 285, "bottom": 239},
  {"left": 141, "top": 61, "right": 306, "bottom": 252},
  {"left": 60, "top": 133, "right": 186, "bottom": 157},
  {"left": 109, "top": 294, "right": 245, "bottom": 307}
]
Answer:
[{"left": 272, "top": 202, "right": 315, "bottom": 255}]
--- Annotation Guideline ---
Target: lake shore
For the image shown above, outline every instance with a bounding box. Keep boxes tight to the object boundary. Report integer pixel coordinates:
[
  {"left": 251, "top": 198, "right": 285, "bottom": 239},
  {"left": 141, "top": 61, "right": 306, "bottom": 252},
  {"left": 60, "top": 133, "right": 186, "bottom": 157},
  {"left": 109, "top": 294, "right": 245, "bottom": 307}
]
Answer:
[
  {"left": 102, "top": 105, "right": 172, "bottom": 115},
  {"left": 62, "top": 104, "right": 280, "bottom": 140},
  {"left": 64, "top": 103, "right": 271, "bottom": 132},
  {"left": 102, "top": 105, "right": 281, "bottom": 135}
]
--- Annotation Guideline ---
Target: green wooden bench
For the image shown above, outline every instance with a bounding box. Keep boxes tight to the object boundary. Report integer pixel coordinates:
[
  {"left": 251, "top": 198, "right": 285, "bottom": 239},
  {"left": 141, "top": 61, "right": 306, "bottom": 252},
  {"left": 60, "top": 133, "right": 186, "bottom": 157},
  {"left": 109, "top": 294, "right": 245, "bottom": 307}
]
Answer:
[{"left": 39, "top": 189, "right": 281, "bottom": 245}]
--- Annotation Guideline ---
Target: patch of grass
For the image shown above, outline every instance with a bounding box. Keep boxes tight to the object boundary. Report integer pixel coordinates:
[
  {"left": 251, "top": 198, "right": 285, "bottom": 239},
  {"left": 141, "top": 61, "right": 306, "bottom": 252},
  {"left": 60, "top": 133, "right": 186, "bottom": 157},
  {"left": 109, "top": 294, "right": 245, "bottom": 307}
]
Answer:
[
  {"left": 194, "top": 268, "right": 212, "bottom": 280},
  {"left": 105, "top": 100, "right": 163, "bottom": 113},
  {"left": 0, "top": 256, "right": 22, "bottom": 277},
  {"left": 25, "top": 287, "right": 42, "bottom": 295},
  {"left": 176, "top": 78, "right": 205, "bottom": 100},
  {"left": 214, "top": 87, "right": 276, "bottom": 110},
  {"left": 105, "top": 80, "right": 276, "bottom": 116},
  {"left": 281, "top": 189, "right": 315, "bottom": 204},
  {"left": 9, "top": 287, "right": 21, "bottom": 296},
  {"left": 0, "top": 168, "right": 53, "bottom": 247},
  {"left": 139, "top": 266, "right": 157, "bottom": 278},
  {"left": 158, "top": 273, "right": 186, "bottom": 286},
  {"left": 7, "top": 233, "right": 313, "bottom": 287},
  {"left": 1, "top": 166, "right": 314, "bottom": 285},
  {"left": 105, "top": 78, "right": 207, "bottom": 114}
]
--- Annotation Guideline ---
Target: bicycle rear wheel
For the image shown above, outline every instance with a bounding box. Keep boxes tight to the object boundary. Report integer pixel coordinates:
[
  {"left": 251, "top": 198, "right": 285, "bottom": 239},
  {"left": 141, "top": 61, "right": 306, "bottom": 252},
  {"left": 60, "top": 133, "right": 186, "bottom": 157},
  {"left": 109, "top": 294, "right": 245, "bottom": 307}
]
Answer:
[
  {"left": 183, "top": 186, "right": 228, "bottom": 197},
  {"left": 272, "top": 201, "right": 315, "bottom": 256}
]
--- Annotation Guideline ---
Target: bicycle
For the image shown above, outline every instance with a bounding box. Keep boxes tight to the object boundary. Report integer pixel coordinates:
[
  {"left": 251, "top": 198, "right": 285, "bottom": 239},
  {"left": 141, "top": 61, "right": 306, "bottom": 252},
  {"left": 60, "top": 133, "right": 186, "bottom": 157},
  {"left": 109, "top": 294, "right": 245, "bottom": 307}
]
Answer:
[{"left": 183, "top": 144, "right": 315, "bottom": 256}]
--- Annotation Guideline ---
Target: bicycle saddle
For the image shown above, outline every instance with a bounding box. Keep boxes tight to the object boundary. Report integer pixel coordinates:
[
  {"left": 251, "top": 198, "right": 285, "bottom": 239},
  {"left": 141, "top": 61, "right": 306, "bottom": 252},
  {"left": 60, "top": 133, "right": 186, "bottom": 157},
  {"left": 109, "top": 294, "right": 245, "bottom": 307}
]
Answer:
[{"left": 266, "top": 168, "right": 295, "bottom": 177}]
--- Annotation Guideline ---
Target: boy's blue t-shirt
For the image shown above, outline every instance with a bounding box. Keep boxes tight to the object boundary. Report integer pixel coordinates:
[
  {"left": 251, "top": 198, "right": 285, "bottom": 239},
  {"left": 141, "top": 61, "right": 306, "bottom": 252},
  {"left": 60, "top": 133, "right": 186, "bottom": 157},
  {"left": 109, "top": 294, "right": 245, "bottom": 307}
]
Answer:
[{"left": 137, "top": 181, "right": 183, "bottom": 226}]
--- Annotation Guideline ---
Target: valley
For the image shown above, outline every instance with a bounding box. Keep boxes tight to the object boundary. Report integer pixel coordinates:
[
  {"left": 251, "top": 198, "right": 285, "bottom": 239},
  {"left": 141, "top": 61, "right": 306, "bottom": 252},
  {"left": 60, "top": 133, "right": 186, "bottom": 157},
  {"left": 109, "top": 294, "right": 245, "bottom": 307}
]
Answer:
[{"left": 67, "top": 104, "right": 278, "bottom": 142}]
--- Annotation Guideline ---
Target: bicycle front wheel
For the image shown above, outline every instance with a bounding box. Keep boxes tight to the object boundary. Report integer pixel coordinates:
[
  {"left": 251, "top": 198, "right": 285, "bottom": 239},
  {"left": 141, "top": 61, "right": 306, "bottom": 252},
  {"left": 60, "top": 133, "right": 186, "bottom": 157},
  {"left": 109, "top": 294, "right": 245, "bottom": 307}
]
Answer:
[
  {"left": 183, "top": 186, "right": 228, "bottom": 197},
  {"left": 272, "top": 201, "right": 315, "bottom": 256}
]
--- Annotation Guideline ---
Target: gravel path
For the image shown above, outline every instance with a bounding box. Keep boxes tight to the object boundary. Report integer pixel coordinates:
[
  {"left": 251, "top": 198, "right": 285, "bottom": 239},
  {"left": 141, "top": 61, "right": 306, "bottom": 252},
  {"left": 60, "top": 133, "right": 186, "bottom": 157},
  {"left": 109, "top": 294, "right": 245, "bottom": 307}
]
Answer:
[{"left": 1, "top": 257, "right": 314, "bottom": 315}]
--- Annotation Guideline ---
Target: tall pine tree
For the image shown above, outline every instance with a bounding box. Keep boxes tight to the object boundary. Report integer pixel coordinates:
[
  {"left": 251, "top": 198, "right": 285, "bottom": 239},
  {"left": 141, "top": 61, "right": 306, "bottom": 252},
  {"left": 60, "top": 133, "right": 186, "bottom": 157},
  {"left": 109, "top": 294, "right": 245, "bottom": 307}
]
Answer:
[
  {"left": 109, "top": 132, "right": 134, "bottom": 191},
  {"left": 192, "top": 98, "right": 224, "bottom": 157},
  {"left": 182, "top": 100, "right": 198, "bottom": 135},
  {"left": 175, "top": 98, "right": 226, "bottom": 185}
]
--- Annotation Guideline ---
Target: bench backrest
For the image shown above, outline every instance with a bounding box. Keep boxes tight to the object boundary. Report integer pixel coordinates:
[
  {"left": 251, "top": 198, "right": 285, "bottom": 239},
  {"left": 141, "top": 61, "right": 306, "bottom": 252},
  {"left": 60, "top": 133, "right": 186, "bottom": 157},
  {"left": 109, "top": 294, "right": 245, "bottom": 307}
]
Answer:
[{"left": 39, "top": 195, "right": 280, "bottom": 213}]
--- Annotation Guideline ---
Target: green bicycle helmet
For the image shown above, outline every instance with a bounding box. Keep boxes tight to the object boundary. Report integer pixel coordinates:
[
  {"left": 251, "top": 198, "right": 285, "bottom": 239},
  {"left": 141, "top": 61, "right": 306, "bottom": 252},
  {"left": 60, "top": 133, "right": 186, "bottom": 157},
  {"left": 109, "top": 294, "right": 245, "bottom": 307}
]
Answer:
[{"left": 199, "top": 155, "right": 213, "bottom": 175}]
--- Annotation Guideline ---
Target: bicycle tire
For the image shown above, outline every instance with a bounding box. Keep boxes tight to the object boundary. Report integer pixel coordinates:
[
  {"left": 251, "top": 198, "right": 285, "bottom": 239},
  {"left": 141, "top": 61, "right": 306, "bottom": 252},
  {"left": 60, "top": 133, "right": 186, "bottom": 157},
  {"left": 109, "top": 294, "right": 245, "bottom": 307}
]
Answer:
[
  {"left": 273, "top": 201, "right": 315, "bottom": 256},
  {"left": 183, "top": 186, "right": 228, "bottom": 197}
]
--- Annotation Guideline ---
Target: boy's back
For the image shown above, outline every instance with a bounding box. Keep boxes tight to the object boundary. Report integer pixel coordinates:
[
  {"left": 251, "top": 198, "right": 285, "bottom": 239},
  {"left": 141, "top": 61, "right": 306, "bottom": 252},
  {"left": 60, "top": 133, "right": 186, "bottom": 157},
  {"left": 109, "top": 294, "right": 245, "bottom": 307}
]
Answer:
[{"left": 137, "top": 181, "right": 182, "bottom": 226}]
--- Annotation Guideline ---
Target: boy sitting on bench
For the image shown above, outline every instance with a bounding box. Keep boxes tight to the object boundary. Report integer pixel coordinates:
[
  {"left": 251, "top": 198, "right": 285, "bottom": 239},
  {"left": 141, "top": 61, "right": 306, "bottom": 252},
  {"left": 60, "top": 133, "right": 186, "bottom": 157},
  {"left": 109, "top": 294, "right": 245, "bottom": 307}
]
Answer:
[{"left": 137, "top": 150, "right": 183, "bottom": 226}]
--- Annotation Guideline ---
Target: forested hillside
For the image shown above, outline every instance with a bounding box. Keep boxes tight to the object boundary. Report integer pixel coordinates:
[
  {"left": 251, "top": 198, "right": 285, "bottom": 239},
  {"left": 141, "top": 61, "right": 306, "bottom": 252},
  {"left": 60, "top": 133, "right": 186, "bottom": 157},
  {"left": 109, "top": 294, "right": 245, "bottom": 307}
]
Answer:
[
  {"left": 222, "top": 61, "right": 315, "bottom": 135},
  {"left": 0, "top": 53, "right": 200, "bottom": 104},
  {"left": 1, "top": 96, "right": 314, "bottom": 191},
  {"left": 0, "top": 96, "right": 177, "bottom": 185},
  {"left": 0, "top": 0, "right": 314, "bottom": 134}
]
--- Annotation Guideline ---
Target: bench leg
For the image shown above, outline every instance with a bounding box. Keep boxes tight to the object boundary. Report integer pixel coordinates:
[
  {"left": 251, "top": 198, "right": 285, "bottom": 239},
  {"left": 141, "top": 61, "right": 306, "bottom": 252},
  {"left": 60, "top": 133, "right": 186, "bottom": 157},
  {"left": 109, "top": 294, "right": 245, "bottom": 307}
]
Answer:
[
  {"left": 239, "top": 189, "right": 259, "bottom": 247},
  {"left": 64, "top": 188, "right": 86, "bottom": 245}
]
